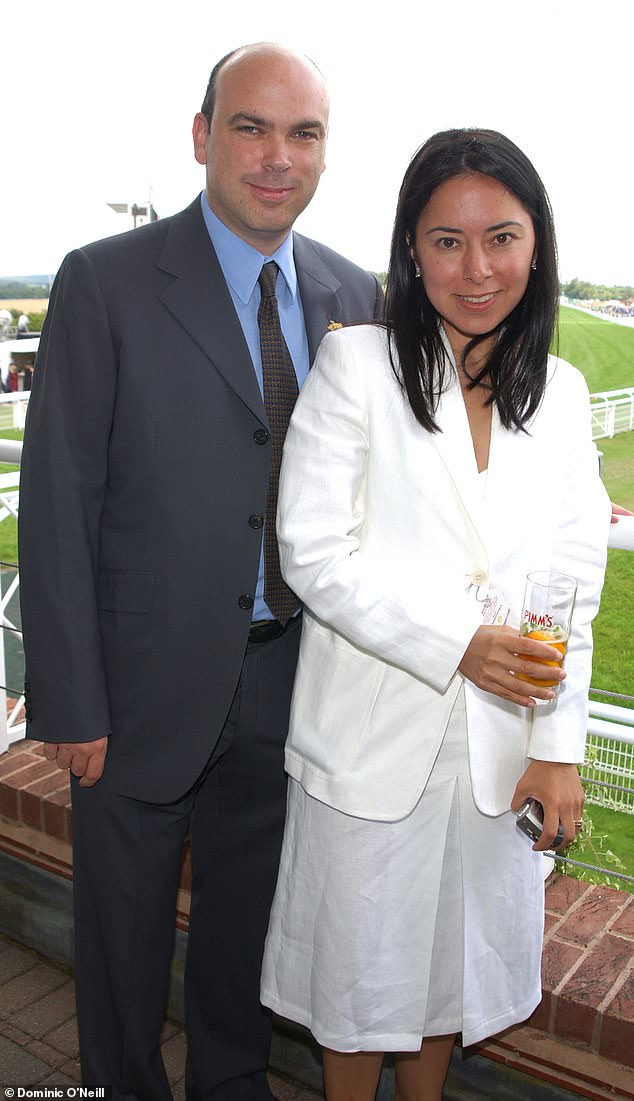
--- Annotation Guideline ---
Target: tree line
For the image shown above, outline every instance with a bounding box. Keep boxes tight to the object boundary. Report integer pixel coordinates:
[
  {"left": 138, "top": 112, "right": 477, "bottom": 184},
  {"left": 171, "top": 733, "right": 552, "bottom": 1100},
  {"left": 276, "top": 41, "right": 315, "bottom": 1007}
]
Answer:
[{"left": 561, "top": 277, "right": 634, "bottom": 302}]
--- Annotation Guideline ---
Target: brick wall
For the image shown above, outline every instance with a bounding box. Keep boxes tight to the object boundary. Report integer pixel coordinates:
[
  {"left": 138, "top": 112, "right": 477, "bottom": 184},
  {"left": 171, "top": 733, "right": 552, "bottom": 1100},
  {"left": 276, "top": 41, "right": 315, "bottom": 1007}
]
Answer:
[{"left": 2, "top": 738, "right": 634, "bottom": 1098}]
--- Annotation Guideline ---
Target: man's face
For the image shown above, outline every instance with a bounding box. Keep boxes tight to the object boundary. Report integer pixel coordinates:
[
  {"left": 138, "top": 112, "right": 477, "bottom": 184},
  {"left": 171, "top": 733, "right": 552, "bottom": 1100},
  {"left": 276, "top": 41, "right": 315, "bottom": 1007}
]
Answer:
[{"left": 193, "top": 49, "right": 329, "bottom": 255}]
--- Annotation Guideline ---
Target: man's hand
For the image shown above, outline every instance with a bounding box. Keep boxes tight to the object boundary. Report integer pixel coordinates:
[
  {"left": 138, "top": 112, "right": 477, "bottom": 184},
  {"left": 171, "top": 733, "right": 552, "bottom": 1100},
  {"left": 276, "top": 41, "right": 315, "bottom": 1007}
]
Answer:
[
  {"left": 40, "top": 738, "right": 108, "bottom": 787},
  {"left": 511, "top": 760, "right": 584, "bottom": 851},
  {"left": 610, "top": 502, "right": 633, "bottom": 524},
  {"left": 458, "top": 625, "right": 565, "bottom": 708}
]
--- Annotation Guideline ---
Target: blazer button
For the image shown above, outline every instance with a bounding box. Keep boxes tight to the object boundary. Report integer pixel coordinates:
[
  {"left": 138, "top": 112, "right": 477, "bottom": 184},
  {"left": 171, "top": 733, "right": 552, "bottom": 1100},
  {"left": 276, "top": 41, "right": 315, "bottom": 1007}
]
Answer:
[
  {"left": 249, "top": 514, "right": 264, "bottom": 529},
  {"left": 469, "top": 569, "right": 488, "bottom": 586},
  {"left": 238, "top": 594, "right": 254, "bottom": 610},
  {"left": 253, "top": 428, "right": 269, "bottom": 445}
]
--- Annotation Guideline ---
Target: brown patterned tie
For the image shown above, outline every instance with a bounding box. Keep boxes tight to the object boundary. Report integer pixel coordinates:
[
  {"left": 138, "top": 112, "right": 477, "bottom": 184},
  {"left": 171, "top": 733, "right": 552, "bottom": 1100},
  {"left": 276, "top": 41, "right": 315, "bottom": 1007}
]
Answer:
[{"left": 257, "top": 261, "right": 300, "bottom": 625}]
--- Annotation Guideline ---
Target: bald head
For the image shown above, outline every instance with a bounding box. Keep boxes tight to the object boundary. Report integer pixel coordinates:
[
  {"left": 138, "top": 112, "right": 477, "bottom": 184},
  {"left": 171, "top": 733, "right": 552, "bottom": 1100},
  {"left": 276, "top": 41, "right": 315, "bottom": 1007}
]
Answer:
[{"left": 200, "top": 43, "right": 328, "bottom": 126}]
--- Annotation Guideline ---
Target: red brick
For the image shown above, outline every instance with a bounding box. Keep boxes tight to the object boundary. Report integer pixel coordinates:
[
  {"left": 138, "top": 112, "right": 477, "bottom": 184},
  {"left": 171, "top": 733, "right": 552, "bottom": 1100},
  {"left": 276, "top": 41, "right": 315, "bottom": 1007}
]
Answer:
[
  {"left": 552, "top": 992, "right": 597, "bottom": 1045},
  {"left": 19, "top": 788, "right": 44, "bottom": 830},
  {"left": 611, "top": 897, "right": 634, "bottom": 940},
  {"left": 23, "top": 771, "right": 71, "bottom": 798},
  {"left": 543, "top": 911, "right": 560, "bottom": 938},
  {"left": 562, "top": 933, "right": 634, "bottom": 1009},
  {"left": 43, "top": 784, "right": 71, "bottom": 807},
  {"left": 556, "top": 890, "right": 625, "bottom": 947},
  {"left": 42, "top": 799, "right": 70, "bottom": 843},
  {"left": 599, "top": 1013, "right": 634, "bottom": 1067},
  {"left": 541, "top": 938, "right": 584, "bottom": 993},
  {"left": 0, "top": 781, "right": 19, "bottom": 820},
  {"left": 604, "top": 969, "right": 634, "bottom": 1024},
  {"left": 544, "top": 875, "right": 592, "bottom": 915},
  {"left": 527, "top": 990, "right": 551, "bottom": 1031},
  {"left": 13, "top": 758, "right": 63, "bottom": 787},
  {"left": 0, "top": 751, "right": 38, "bottom": 779}
]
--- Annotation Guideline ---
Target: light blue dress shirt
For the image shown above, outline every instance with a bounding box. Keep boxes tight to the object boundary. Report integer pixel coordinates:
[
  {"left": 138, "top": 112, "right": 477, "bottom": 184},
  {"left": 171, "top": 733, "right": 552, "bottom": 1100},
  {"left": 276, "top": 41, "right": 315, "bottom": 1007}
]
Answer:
[{"left": 200, "top": 192, "right": 309, "bottom": 621}]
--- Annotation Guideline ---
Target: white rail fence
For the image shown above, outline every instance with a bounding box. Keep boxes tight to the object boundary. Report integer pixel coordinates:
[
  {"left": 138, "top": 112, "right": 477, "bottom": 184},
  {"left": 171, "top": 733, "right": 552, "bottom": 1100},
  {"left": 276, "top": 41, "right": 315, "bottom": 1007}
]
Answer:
[
  {"left": 1, "top": 437, "right": 634, "bottom": 819},
  {"left": 590, "top": 387, "right": 634, "bottom": 440}
]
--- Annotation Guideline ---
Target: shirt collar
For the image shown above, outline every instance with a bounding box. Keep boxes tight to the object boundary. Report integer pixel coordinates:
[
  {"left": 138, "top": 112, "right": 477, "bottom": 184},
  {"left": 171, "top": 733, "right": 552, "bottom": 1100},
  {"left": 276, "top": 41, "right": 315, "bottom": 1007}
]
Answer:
[{"left": 200, "top": 191, "right": 298, "bottom": 305}]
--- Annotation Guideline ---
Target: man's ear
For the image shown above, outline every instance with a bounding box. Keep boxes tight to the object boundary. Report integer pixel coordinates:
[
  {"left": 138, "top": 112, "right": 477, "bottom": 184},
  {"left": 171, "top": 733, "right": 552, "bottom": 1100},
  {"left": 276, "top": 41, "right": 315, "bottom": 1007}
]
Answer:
[{"left": 192, "top": 113, "right": 210, "bottom": 166}]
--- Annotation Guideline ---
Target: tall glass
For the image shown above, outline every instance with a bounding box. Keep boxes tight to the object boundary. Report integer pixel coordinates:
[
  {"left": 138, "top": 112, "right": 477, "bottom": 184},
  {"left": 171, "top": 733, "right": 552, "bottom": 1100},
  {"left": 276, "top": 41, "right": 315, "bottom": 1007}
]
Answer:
[{"left": 517, "top": 571, "right": 577, "bottom": 689}]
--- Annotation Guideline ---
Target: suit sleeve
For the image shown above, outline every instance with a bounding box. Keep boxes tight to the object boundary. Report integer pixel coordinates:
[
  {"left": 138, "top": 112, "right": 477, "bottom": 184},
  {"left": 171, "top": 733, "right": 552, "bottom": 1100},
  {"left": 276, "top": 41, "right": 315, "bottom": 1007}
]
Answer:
[
  {"left": 19, "top": 248, "right": 117, "bottom": 744},
  {"left": 527, "top": 364, "right": 611, "bottom": 763}
]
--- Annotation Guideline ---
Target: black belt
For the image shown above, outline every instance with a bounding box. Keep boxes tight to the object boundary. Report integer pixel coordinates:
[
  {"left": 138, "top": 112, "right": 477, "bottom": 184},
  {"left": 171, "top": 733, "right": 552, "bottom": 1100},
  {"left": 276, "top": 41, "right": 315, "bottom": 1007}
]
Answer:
[{"left": 248, "top": 618, "right": 291, "bottom": 643}]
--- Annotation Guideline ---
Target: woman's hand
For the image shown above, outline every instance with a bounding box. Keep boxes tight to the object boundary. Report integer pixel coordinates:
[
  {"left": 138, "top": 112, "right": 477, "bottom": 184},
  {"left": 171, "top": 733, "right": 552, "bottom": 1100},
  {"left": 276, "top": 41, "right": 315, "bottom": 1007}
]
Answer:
[
  {"left": 511, "top": 760, "right": 584, "bottom": 850},
  {"left": 458, "top": 625, "right": 565, "bottom": 708},
  {"left": 610, "top": 502, "right": 633, "bottom": 524}
]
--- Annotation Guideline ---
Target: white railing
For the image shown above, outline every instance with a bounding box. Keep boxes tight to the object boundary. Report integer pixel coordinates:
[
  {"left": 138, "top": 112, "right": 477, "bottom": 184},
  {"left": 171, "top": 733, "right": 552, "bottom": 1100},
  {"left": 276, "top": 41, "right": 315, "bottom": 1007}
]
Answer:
[
  {"left": 0, "top": 392, "right": 30, "bottom": 431},
  {"left": 0, "top": 444, "right": 24, "bottom": 750},
  {"left": 590, "top": 388, "right": 634, "bottom": 440}
]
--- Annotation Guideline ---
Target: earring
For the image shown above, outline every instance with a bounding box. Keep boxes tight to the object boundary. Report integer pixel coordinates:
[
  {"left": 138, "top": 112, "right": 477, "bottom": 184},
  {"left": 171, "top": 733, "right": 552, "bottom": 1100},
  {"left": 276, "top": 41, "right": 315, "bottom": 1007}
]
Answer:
[
  {"left": 531, "top": 258, "right": 537, "bottom": 271},
  {"left": 414, "top": 262, "right": 421, "bottom": 278}
]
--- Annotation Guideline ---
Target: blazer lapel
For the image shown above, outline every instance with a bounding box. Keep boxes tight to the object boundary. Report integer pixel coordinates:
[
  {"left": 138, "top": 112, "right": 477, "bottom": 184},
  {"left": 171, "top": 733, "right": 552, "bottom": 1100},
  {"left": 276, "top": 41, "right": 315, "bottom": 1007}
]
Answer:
[
  {"left": 156, "top": 198, "right": 266, "bottom": 423},
  {"left": 431, "top": 375, "right": 486, "bottom": 536},
  {"left": 293, "top": 234, "right": 343, "bottom": 364}
]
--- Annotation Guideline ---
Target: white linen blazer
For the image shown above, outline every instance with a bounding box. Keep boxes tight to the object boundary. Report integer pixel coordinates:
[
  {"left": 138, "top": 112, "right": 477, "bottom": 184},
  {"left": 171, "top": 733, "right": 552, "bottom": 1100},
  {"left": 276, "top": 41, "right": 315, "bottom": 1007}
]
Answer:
[{"left": 277, "top": 324, "right": 611, "bottom": 820}]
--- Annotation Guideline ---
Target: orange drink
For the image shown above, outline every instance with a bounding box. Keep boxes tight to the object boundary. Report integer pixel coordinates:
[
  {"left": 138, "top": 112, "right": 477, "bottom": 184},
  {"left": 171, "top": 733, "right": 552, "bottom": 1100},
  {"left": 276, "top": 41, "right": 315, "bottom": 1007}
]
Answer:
[
  {"left": 517, "top": 571, "right": 577, "bottom": 697},
  {"left": 517, "top": 625, "right": 568, "bottom": 687}
]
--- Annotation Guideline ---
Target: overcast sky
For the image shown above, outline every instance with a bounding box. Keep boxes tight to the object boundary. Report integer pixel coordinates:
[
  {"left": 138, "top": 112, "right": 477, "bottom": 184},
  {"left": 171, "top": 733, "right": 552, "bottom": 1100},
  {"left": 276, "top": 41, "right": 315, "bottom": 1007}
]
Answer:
[{"left": 2, "top": 0, "right": 632, "bottom": 286}]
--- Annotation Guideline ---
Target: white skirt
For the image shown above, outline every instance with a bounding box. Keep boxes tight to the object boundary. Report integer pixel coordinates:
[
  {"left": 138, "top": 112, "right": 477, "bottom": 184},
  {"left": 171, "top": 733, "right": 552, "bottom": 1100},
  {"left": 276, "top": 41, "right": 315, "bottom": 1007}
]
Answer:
[{"left": 261, "top": 688, "right": 545, "bottom": 1050}]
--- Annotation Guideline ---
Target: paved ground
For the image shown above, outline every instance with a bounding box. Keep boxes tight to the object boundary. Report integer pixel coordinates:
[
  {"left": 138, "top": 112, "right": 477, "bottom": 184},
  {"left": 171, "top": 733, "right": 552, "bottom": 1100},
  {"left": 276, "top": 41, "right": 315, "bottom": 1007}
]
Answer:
[{"left": 0, "top": 934, "right": 322, "bottom": 1099}]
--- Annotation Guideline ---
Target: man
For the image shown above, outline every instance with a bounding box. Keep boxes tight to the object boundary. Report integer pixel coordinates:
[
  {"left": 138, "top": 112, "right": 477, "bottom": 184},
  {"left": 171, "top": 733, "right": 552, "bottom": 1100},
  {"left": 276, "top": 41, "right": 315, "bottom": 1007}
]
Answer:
[{"left": 19, "top": 43, "right": 382, "bottom": 1101}]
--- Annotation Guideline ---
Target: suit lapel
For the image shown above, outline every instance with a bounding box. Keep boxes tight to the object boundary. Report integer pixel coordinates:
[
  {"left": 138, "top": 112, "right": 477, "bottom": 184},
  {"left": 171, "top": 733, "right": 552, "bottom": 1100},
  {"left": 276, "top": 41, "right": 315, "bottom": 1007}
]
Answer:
[
  {"left": 431, "top": 374, "right": 486, "bottom": 536},
  {"left": 156, "top": 198, "right": 266, "bottom": 423},
  {"left": 293, "top": 235, "right": 343, "bottom": 364}
]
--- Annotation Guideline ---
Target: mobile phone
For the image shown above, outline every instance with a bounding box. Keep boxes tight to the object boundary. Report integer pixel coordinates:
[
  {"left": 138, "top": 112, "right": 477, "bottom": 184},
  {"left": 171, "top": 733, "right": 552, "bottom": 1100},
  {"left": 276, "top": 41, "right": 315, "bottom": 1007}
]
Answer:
[{"left": 516, "top": 799, "right": 564, "bottom": 848}]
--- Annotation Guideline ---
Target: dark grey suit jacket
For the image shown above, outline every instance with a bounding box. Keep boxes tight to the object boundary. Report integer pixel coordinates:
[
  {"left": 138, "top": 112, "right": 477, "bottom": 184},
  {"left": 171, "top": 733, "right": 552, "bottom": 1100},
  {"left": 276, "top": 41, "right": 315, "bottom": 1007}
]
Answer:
[{"left": 18, "top": 197, "right": 383, "bottom": 802}]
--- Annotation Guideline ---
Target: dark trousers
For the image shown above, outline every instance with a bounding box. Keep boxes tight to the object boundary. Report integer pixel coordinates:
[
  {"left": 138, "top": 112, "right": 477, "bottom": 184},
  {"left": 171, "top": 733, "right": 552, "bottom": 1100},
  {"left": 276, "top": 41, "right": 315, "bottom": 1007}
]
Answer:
[{"left": 71, "top": 617, "right": 301, "bottom": 1101}]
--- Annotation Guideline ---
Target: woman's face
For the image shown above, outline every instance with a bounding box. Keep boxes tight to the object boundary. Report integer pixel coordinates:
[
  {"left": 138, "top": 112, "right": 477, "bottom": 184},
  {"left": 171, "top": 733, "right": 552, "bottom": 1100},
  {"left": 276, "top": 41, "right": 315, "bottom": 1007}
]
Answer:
[{"left": 411, "top": 172, "right": 536, "bottom": 362}]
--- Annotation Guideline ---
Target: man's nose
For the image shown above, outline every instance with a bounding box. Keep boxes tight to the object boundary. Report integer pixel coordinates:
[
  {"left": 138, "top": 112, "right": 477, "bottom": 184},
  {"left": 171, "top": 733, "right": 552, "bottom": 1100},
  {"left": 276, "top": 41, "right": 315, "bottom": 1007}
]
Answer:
[{"left": 262, "top": 135, "right": 292, "bottom": 171}]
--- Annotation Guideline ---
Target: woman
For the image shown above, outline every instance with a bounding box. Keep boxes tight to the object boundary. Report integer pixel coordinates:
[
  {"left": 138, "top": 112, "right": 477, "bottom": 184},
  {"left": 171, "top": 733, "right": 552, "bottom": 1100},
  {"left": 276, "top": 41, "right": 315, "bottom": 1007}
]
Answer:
[{"left": 261, "top": 129, "right": 610, "bottom": 1100}]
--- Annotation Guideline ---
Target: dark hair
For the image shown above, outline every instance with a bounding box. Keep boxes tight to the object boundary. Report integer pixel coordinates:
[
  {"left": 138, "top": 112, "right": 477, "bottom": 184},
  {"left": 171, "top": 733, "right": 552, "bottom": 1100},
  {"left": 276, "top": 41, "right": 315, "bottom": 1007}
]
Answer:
[
  {"left": 200, "top": 48, "right": 240, "bottom": 124},
  {"left": 385, "top": 128, "right": 559, "bottom": 433}
]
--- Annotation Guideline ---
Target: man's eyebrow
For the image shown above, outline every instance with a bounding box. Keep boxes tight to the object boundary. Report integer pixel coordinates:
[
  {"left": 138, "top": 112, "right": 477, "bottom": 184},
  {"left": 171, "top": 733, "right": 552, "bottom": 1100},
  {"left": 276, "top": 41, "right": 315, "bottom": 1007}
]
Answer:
[
  {"left": 227, "top": 112, "right": 270, "bottom": 128},
  {"left": 293, "top": 119, "right": 327, "bottom": 135},
  {"left": 226, "top": 112, "right": 326, "bottom": 135}
]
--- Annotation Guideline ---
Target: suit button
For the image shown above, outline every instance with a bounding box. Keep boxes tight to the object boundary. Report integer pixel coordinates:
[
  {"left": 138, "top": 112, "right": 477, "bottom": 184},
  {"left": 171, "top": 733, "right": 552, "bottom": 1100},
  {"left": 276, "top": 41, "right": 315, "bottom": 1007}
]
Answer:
[
  {"left": 469, "top": 569, "right": 488, "bottom": 586},
  {"left": 249, "top": 514, "right": 264, "bottom": 529},
  {"left": 238, "top": 594, "right": 254, "bottom": 610},
  {"left": 254, "top": 428, "right": 269, "bottom": 445}
]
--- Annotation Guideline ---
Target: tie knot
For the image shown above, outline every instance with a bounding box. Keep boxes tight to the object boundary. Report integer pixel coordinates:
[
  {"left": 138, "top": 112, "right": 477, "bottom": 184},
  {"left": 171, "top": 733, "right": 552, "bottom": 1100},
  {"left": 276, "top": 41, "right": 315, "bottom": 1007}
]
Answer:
[{"left": 258, "top": 261, "right": 279, "bottom": 300}]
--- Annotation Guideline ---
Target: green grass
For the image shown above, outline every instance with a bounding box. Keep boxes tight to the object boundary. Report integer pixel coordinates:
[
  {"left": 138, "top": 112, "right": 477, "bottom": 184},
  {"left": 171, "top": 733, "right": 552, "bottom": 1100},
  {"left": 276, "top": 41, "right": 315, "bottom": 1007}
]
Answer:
[
  {"left": 557, "top": 803, "right": 634, "bottom": 894},
  {"left": 0, "top": 428, "right": 21, "bottom": 566},
  {"left": 557, "top": 305, "right": 634, "bottom": 392},
  {"left": 589, "top": 434, "right": 634, "bottom": 700}
]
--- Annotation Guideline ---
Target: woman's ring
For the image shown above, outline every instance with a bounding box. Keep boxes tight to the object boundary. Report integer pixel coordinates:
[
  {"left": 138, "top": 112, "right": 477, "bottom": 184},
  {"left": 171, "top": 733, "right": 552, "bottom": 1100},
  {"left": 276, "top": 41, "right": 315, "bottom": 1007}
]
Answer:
[{"left": 573, "top": 819, "right": 583, "bottom": 830}]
